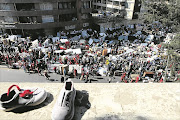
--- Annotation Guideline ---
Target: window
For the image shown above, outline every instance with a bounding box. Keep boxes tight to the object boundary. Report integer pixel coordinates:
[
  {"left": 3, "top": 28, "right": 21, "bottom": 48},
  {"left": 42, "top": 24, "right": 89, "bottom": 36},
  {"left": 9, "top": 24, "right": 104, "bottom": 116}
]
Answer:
[
  {"left": 59, "top": 2, "right": 76, "bottom": 9},
  {"left": 16, "top": 3, "right": 35, "bottom": 11},
  {"left": 42, "top": 15, "right": 54, "bottom": 23},
  {"left": 19, "top": 16, "right": 37, "bottom": 23},
  {"left": 63, "top": 3, "right": 68, "bottom": 9},
  {"left": 82, "top": 1, "right": 90, "bottom": 9},
  {"left": 59, "top": 3, "right": 63, "bottom": 9},
  {"left": 113, "top": 1, "right": 119, "bottom": 6},
  {"left": 86, "top": 2, "right": 90, "bottom": 8},
  {"left": 59, "top": 14, "right": 77, "bottom": 22},
  {"left": 71, "top": 2, "right": 76, "bottom": 9},
  {"left": 40, "top": 3, "right": 53, "bottom": 10},
  {"left": 68, "top": 3, "right": 71, "bottom": 9},
  {"left": 4, "top": 16, "right": 14, "bottom": 23},
  {"left": 0, "top": 4, "right": 11, "bottom": 10},
  {"left": 83, "top": 2, "right": 86, "bottom": 9}
]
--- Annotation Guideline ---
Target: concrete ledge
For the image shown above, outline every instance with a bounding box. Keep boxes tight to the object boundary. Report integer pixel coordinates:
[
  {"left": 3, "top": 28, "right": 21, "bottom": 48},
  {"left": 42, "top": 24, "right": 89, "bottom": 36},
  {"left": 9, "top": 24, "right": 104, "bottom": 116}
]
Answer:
[{"left": 0, "top": 83, "right": 180, "bottom": 120}]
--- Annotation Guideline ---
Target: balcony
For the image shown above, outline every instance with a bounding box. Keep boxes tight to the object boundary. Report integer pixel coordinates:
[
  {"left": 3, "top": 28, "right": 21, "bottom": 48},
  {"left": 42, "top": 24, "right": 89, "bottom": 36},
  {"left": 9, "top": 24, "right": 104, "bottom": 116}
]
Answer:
[
  {"left": 81, "top": 8, "right": 92, "bottom": 13},
  {"left": 0, "top": 9, "right": 77, "bottom": 16},
  {"left": 110, "top": 0, "right": 125, "bottom": 2},
  {"left": 0, "top": 22, "right": 17, "bottom": 29},
  {"left": 93, "top": 2, "right": 106, "bottom": 7},
  {"left": 81, "top": 0, "right": 93, "bottom": 1},
  {"left": 0, "top": 21, "right": 80, "bottom": 29},
  {"left": 0, "top": 0, "right": 76, "bottom": 3},
  {"left": 107, "top": 5, "right": 125, "bottom": 10}
]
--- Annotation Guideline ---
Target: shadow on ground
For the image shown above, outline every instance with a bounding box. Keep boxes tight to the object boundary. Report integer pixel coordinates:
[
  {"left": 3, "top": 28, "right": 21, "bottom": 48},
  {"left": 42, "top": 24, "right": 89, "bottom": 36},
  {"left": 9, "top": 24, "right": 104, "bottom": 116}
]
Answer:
[
  {"left": 10, "top": 92, "right": 53, "bottom": 113},
  {"left": 73, "top": 90, "right": 91, "bottom": 120},
  {"left": 136, "top": 116, "right": 150, "bottom": 120},
  {"left": 95, "top": 115, "right": 123, "bottom": 120},
  {"left": 49, "top": 79, "right": 59, "bottom": 82},
  {"left": 94, "top": 115, "right": 151, "bottom": 120}
]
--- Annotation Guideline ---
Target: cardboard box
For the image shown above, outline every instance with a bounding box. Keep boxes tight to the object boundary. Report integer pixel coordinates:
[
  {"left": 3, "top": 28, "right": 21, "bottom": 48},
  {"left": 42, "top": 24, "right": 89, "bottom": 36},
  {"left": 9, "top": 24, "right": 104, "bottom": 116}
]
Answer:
[
  {"left": 102, "top": 49, "right": 107, "bottom": 56},
  {"left": 58, "top": 64, "right": 69, "bottom": 75}
]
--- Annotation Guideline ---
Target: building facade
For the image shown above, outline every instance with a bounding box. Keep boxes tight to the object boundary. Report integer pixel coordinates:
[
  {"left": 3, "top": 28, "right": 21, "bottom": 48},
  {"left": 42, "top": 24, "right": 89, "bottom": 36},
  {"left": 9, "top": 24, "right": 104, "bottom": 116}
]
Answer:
[
  {"left": 0, "top": 0, "right": 92, "bottom": 37},
  {"left": 92, "top": 0, "right": 137, "bottom": 20}
]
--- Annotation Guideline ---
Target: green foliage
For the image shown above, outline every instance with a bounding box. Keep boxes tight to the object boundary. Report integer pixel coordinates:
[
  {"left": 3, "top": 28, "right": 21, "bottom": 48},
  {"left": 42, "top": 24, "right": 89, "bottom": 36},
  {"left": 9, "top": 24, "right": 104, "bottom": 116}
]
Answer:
[
  {"left": 169, "top": 34, "right": 180, "bottom": 50},
  {"left": 171, "top": 64, "right": 175, "bottom": 77},
  {"left": 141, "top": 0, "right": 180, "bottom": 32},
  {"left": 163, "top": 33, "right": 180, "bottom": 76}
]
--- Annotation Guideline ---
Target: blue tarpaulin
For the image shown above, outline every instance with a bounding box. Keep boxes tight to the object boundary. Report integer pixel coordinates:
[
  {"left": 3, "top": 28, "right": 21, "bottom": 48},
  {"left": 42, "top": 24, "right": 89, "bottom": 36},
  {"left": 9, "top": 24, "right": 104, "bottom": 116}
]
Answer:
[
  {"left": 118, "top": 35, "right": 124, "bottom": 40},
  {"left": 118, "top": 35, "right": 128, "bottom": 40},
  {"left": 93, "top": 39, "right": 100, "bottom": 42}
]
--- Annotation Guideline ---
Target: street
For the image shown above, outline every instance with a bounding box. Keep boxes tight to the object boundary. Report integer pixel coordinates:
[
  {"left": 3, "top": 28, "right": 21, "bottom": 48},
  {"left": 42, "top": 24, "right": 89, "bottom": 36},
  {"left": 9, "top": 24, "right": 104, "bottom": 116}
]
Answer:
[{"left": 0, "top": 65, "right": 112, "bottom": 83}]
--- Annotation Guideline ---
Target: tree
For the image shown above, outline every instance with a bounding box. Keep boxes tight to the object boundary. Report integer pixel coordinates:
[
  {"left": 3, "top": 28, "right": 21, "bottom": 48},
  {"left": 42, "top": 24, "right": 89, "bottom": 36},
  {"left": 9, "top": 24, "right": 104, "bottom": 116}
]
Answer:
[
  {"left": 140, "top": 0, "right": 180, "bottom": 32},
  {"left": 169, "top": 34, "right": 180, "bottom": 50},
  {"left": 162, "top": 33, "right": 180, "bottom": 80}
]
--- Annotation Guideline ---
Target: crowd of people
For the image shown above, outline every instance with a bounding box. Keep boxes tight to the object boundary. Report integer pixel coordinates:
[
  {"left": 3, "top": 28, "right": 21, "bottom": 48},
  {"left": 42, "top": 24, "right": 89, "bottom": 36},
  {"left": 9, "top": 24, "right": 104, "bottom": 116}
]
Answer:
[{"left": 0, "top": 22, "right": 179, "bottom": 83}]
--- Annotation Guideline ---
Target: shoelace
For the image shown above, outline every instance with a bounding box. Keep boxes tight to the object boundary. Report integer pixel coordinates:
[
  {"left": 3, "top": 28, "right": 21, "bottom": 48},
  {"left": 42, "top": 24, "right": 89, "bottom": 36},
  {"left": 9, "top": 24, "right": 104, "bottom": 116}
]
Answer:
[
  {"left": 19, "top": 90, "right": 33, "bottom": 97},
  {"left": 7, "top": 85, "right": 36, "bottom": 98}
]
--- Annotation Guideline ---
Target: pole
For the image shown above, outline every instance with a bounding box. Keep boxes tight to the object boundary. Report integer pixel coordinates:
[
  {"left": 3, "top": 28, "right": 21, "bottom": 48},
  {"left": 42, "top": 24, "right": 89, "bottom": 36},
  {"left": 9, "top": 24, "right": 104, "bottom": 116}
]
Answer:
[
  {"left": 164, "top": 42, "right": 170, "bottom": 83},
  {"left": 112, "top": 1, "right": 114, "bottom": 28},
  {"left": 22, "top": 29, "right": 25, "bottom": 37},
  {"left": 10, "top": 29, "right": 13, "bottom": 35},
  {"left": 0, "top": 28, "right": 4, "bottom": 34}
]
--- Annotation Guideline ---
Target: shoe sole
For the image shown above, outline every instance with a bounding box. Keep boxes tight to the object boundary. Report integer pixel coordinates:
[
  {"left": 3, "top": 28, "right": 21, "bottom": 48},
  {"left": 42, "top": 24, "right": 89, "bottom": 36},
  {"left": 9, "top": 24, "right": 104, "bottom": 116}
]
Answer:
[{"left": 0, "top": 104, "right": 23, "bottom": 112}]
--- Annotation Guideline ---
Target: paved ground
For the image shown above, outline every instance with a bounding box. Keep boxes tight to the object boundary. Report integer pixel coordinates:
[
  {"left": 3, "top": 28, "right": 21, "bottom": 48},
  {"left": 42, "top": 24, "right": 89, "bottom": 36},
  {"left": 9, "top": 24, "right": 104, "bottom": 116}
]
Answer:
[
  {"left": 0, "top": 65, "right": 111, "bottom": 83},
  {"left": 0, "top": 65, "right": 180, "bottom": 120},
  {"left": 0, "top": 83, "right": 180, "bottom": 120}
]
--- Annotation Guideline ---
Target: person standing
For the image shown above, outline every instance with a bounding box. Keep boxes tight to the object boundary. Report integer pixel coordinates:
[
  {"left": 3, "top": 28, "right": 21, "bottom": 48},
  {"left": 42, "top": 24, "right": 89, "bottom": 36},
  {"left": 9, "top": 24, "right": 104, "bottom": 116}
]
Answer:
[
  {"left": 85, "top": 72, "right": 89, "bottom": 83},
  {"left": 80, "top": 67, "right": 84, "bottom": 81},
  {"left": 23, "top": 61, "right": 27, "bottom": 73},
  {"left": 63, "top": 68, "right": 66, "bottom": 77},
  {"left": 44, "top": 71, "right": 50, "bottom": 80},
  {"left": 74, "top": 68, "right": 77, "bottom": 78},
  {"left": 54, "top": 66, "right": 57, "bottom": 73}
]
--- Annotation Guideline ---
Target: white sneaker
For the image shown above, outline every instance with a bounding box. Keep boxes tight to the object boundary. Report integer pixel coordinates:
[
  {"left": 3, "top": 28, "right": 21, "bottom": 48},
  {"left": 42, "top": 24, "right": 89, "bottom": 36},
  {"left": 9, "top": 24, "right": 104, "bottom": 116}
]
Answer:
[
  {"left": 0, "top": 85, "right": 47, "bottom": 111},
  {"left": 52, "top": 79, "right": 76, "bottom": 120}
]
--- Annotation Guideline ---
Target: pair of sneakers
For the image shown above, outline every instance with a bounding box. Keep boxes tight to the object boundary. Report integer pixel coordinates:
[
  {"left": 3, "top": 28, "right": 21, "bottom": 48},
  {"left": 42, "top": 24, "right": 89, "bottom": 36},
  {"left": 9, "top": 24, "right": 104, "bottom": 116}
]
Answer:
[{"left": 0, "top": 80, "right": 76, "bottom": 120}]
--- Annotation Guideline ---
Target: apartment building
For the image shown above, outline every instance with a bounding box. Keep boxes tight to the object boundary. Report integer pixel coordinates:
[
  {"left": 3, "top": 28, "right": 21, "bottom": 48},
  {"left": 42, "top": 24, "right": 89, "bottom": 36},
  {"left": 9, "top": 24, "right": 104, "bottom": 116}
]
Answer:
[
  {"left": 0, "top": 0, "right": 92, "bottom": 37},
  {"left": 92, "top": 0, "right": 138, "bottom": 20}
]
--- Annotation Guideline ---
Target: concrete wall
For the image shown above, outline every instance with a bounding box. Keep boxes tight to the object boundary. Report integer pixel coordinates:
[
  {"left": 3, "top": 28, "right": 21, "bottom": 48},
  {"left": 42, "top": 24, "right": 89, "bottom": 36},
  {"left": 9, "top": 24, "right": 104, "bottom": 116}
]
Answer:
[{"left": 0, "top": 83, "right": 180, "bottom": 120}]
